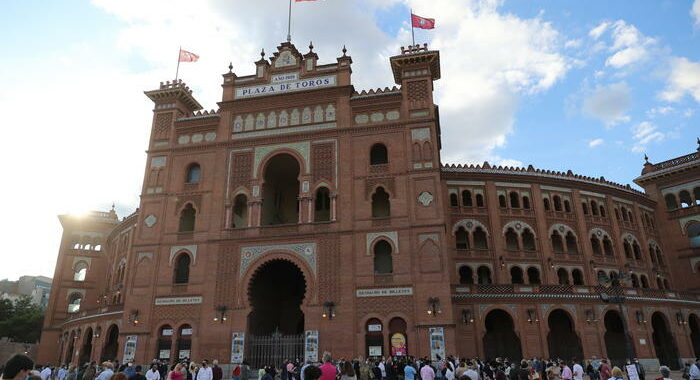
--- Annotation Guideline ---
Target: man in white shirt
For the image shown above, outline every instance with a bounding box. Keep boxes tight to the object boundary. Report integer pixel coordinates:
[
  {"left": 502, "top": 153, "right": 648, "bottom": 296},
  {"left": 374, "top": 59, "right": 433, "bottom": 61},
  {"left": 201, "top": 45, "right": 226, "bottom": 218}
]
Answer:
[
  {"left": 40, "top": 366, "right": 53, "bottom": 380},
  {"left": 145, "top": 364, "right": 161, "bottom": 380},
  {"left": 197, "top": 361, "right": 213, "bottom": 380},
  {"left": 379, "top": 360, "right": 386, "bottom": 380},
  {"left": 572, "top": 359, "right": 584, "bottom": 380},
  {"left": 464, "top": 364, "right": 480, "bottom": 380},
  {"left": 57, "top": 366, "right": 67, "bottom": 380},
  {"left": 95, "top": 362, "right": 114, "bottom": 380},
  {"left": 690, "top": 359, "right": 700, "bottom": 380}
]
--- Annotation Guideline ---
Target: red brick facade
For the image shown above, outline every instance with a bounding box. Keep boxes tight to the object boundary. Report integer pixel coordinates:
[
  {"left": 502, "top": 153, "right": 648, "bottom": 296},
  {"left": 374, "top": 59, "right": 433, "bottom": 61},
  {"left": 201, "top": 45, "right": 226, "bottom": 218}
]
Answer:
[{"left": 37, "top": 42, "right": 700, "bottom": 370}]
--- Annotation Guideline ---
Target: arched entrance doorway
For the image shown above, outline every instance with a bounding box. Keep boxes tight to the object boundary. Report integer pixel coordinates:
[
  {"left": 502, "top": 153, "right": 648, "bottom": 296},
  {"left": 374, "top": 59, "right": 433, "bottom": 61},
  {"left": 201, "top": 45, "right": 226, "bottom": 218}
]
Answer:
[
  {"left": 261, "top": 154, "right": 300, "bottom": 225},
  {"left": 157, "top": 325, "right": 173, "bottom": 361},
  {"left": 65, "top": 331, "right": 76, "bottom": 364},
  {"left": 389, "top": 317, "right": 408, "bottom": 357},
  {"left": 652, "top": 312, "right": 680, "bottom": 369},
  {"left": 603, "top": 311, "right": 630, "bottom": 367},
  {"left": 690, "top": 314, "right": 700, "bottom": 359},
  {"left": 247, "top": 259, "right": 306, "bottom": 368},
  {"left": 101, "top": 325, "right": 119, "bottom": 362},
  {"left": 547, "top": 309, "right": 583, "bottom": 361},
  {"left": 80, "top": 328, "right": 93, "bottom": 365},
  {"left": 365, "top": 318, "right": 384, "bottom": 359},
  {"left": 483, "top": 309, "right": 522, "bottom": 361}
]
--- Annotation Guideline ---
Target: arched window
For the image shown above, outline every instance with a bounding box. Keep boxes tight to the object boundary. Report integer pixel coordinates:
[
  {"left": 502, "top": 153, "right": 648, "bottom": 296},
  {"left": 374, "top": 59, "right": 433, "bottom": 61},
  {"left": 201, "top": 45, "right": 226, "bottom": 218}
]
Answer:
[
  {"left": 665, "top": 194, "right": 678, "bottom": 210},
  {"left": 632, "top": 242, "right": 641, "bottom": 260},
  {"left": 623, "top": 241, "right": 633, "bottom": 259},
  {"left": 572, "top": 269, "right": 584, "bottom": 285},
  {"left": 473, "top": 227, "right": 488, "bottom": 249},
  {"left": 649, "top": 244, "right": 657, "bottom": 264},
  {"left": 621, "top": 207, "right": 629, "bottom": 221},
  {"left": 615, "top": 208, "right": 621, "bottom": 221},
  {"left": 695, "top": 187, "right": 700, "bottom": 205},
  {"left": 173, "top": 253, "right": 191, "bottom": 284},
  {"left": 476, "top": 194, "right": 485, "bottom": 207},
  {"left": 455, "top": 227, "right": 469, "bottom": 250},
  {"left": 462, "top": 190, "right": 473, "bottom": 207},
  {"left": 543, "top": 198, "right": 551, "bottom": 211},
  {"left": 627, "top": 210, "right": 634, "bottom": 224},
  {"left": 591, "top": 201, "right": 599, "bottom": 216},
  {"left": 371, "top": 187, "right": 391, "bottom": 218},
  {"left": 459, "top": 266, "right": 474, "bottom": 284},
  {"left": 185, "top": 163, "right": 201, "bottom": 183},
  {"left": 73, "top": 262, "right": 88, "bottom": 281},
  {"left": 582, "top": 202, "right": 589, "bottom": 215},
  {"left": 522, "top": 229, "right": 536, "bottom": 251},
  {"left": 232, "top": 194, "right": 248, "bottom": 228},
  {"left": 527, "top": 267, "right": 541, "bottom": 285},
  {"left": 370, "top": 143, "right": 388, "bottom": 165},
  {"left": 178, "top": 203, "right": 196, "bottom": 232},
  {"left": 68, "top": 294, "right": 82, "bottom": 313},
  {"left": 599, "top": 205, "right": 606, "bottom": 217},
  {"left": 373, "top": 240, "right": 393, "bottom": 274},
  {"left": 603, "top": 237, "right": 614, "bottom": 256},
  {"left": 641, "top": 275, "right": 649, "bottom": 289},
  {"left": 498, "top": 195, "right": 507, "bottom": 208},
  {"left": 450, "top": 193, "right": 458, "bottom": 207},
  {"left": 564, "top": 200, "right": 571, "bottom": 213},
  {"left": 553, "top": 196, "right": 562, "bottom": 212},
  {"left": 663, "top": 279, "right": 670, "bottom": 289},
  {"left": 505, "top": 228, "right": 519, "bottom": 251},
  {"left": 657, "top": 277, "right": 664, "bottom": 289},
  {"left": 630, "top": 274, "right": 639, "bottom": 288},
  {"left": 565, "top": 232, "right": 578, "bottom": 254},
  {"left": 688, "top": 223, "right": 700, "bottom": 248},
  {"left": 509, "top": 192, "right": 520, "bottom": 208},
  {"left": 656, "top": 247, "right": 665, "bottom": 266},
  {"left": 522, "top": 196, "right": 530, "bottom": 209},
  {"left": 591, "top": 236, "right": 602, "bottom": 255},
  {"left": 551, "top": 231, "right": 564, "bottom": 253},
  {"left": 314, "top": 187, "right": 331, "bottom": 222},
  {"left": 680, "top": 190, "right": 693, "bottom": 208},
  {"left": 477, "top": 266, "right": 492, "bottom": 284},
  {"left": 510, "top": 267, "right": 524, "bottom": 284},
  {"left": 557, "top": 268, "right": 570, "bottom": 285}
]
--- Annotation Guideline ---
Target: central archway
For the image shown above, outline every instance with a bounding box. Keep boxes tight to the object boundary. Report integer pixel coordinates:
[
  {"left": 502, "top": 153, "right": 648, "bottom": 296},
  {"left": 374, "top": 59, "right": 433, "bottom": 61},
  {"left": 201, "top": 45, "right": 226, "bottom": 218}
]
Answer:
[
  {"left": 547, "top": 309, "right": 583, "bottom": 361},
  {"left": 652, "top": 312, "right": 680, "bottom": 369},
  {"left": 261, "top": 154, "right": 300, "bottom": 225},
  {"left": 483, "top": 309, "right": 522, "bottom": 361},
  {"left": 100, "top": 325, "right": 119, "bottom": 362},
  {"left": 247, "top": 259, "right": 306, "bottom": 368},
  {"left": 603, "top": 311, "right": 630, "bottom": 368}
]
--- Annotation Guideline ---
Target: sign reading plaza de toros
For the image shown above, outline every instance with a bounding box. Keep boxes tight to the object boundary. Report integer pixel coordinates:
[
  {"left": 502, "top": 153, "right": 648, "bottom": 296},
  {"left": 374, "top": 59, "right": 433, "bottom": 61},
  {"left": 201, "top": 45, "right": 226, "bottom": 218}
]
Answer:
[{"left": 235, "top": 73, "right": 337, "bottom": 99}]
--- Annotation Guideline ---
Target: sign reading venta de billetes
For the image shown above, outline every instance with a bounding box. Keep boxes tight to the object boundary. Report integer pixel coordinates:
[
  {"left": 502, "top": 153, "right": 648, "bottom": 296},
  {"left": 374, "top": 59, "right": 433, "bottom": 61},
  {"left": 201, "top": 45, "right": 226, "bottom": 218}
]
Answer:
[
  {"left": 235, "top": 74, "right": 337, "bottom": 99},
  {"left": 155, "top": 296, "right": 203, "bottom": 306},
  {"left": 356, "top": 287, "right": 413, "bottom": 297}
]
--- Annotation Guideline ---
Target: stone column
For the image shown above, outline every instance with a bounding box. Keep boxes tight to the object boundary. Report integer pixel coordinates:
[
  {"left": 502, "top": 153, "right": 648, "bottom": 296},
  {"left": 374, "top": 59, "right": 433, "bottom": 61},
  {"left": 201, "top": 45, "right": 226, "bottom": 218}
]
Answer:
[{"left": 331, "top": 194, "right": 338, "bottom": 221}]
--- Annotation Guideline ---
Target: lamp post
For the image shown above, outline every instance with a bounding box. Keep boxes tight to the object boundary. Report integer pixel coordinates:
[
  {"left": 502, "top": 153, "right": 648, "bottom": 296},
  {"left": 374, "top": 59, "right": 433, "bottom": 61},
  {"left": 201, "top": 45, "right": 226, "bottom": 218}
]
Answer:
[{"left": 597, "top": 268, "right": 635, "bottom": 362}]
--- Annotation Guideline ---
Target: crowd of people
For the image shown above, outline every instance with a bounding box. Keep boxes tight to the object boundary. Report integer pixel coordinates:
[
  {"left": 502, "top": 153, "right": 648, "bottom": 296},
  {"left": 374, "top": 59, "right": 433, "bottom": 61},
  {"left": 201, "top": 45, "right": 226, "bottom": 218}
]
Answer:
[{"left": 3, "top": 352, "right": 698, "bottom": 380}]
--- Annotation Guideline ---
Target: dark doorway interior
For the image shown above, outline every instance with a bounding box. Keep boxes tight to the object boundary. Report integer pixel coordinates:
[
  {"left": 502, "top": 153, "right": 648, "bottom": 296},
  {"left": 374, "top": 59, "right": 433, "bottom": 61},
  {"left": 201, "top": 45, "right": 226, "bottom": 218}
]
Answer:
[
  {"left": 547, "top": 309, "right": 583, "bottom": 361},
  {"left": 101, "top": 325, "right": 119, "bottom": 362},
  {"left": 603, "top": 311, "right": 629, "bottom": 368},
  {"left": 262, "top": 154, "right": 300, "bottom": 225},
  {"left": 80, "top": 328, "right": 93, "bottom": 365},
  {"left": 690, "top": 314, "right": 700, "bottom": 359},
  {"left": 483, "top": 309, "right": 522, "bottom": 361},
  {"left": 652, "top": 312, "right": 680, "bottom": 369},
  {"left": 248, "top": 260, "right": 306, "bottom": 335}
]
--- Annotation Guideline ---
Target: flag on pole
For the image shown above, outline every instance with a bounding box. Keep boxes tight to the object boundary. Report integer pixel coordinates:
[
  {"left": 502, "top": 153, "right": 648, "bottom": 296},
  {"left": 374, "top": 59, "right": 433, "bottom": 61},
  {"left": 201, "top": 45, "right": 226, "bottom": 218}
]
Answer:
[
  {"left": 411, "top": 13, "right": 435, "bottom": 29},
  {"left": 179, "top": 49, "right": 199, "bottom": 62}
]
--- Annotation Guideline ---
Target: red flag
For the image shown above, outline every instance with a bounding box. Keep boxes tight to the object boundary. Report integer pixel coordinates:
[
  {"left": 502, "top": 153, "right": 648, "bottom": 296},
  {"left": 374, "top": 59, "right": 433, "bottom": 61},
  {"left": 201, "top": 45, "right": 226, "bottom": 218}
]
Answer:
[
  {"left": 411, "top": 13, "right": 435, "bottom": 29},
  {"left": 179, "top": 49, "right": 199, "bottom": 62}
]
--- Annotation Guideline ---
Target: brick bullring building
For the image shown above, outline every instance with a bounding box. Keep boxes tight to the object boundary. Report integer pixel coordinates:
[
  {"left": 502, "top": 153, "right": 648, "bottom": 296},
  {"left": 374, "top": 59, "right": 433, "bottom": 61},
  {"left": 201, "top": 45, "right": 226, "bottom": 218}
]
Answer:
[{"left": 38, "top": 42, "right": 700, "bottom": 370}]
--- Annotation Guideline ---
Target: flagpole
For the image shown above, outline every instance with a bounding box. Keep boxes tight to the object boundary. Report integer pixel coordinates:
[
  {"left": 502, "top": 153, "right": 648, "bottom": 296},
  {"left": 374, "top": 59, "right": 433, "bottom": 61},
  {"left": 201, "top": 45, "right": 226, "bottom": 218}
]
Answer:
[
  {"left": 175, "top": 46, "right": 181, "bottom": 82},
  {"left": 410, "top": 8, "right": 415, "bottom": 46},
  {"left": 287, "top": 0, "right": 292, "bottom": 42}
]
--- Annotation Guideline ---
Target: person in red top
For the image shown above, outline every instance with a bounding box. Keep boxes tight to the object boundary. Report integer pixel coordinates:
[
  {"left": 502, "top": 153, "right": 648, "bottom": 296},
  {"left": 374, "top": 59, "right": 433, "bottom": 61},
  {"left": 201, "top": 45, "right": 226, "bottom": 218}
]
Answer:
[
  {"left": 319, "top": 352, "right": 337, "bottom": 380},
  {"left": 599, "top": 360, "right": 611, "bottom": 380}
]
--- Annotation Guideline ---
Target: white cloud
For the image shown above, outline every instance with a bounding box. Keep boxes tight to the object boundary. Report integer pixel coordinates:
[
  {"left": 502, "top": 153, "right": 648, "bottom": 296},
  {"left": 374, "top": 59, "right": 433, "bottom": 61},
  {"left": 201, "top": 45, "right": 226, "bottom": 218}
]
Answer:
[
  {"left": 646, "top": 106, "right": 674, "bottom": 118},
  {"left": 660, "top": 57, "right": 700, "bottom": 103},
  {"left": 605, "top": 20, "right": 657, "bottom": 68},
  {"left": 581, "top": 82, "right": 632, "bottom": 126},
  {"left": 588, "top": 138, "right": 604, "bottom": 147},
  {"left": 589, "top": 22, "right": 609, "bottom": 40},
  {"left": 565, "top": 39, "right": 582, "bottom": 49},
  {"left": 693, "top": 0, "right": 700, "bottom": 26},
  {"left": 631, "top": 121, "right": 665, "bottom": 152}
]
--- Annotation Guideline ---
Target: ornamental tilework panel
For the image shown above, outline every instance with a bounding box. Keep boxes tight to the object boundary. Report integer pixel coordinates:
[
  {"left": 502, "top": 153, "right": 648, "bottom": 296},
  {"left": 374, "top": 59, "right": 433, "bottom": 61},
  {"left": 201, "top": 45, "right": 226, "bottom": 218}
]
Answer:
[
  {"left": 239, "top": 243, "right": 317, "bottom": 277},
  {"left": 231, "top": 153, "right": 253, "bottom": 190},
  {"left": 155, "top": 113, "right": 173, "bottom": 140},
  {"left": 253, "top": 142, "right": 311, "bottom": 178},
  {"left": 215, "top": 245, "right": 238, "bottom": 306},
  {"left": 407, "top": 81, "right": 429, "bottom": 102},
  {"left": 357, "top": 295, "right": 413, "bottom": 317},
  {"left": 153, "top": 305, "right": 200, "bottom": 322},
  {"left": 312, "top": 143, "right": 335, "bottom": 183},
  {"left": 318, "top": 239, "right": 340, "bottom": 303}
]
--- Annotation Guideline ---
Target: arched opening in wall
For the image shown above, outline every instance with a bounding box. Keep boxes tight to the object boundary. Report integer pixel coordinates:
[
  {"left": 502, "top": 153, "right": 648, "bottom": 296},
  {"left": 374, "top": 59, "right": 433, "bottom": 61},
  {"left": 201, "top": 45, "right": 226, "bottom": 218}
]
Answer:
[
  {"left": 67, "top": 293, "right": 82, "bottom": 313},
  {"left": 483, "top": 309, "right": 522, "bottom": 361},
  {"left": 232, "top": 194, "right": 248, "bottom": 228},
  {"left": 564, "top": 200, "right": 571, "bottom": 213},
  {"left": 510, "top": 267, "right": 524, "bottom": 284},
  {"left": 604, "top": 311, "right": 631, "bottom": 367},
  {"left": 565, "top": 232, "right": 578, "bottom": 254},
  {"left": 664, "top": 279, "right": 670, "bottom": 289},
  {"left": 477, "top": 266, "right": 492, "bottom": 284},
  {"left": 522, "top": 196, "right": 530, "bottom": 209},
  {"left": 547, "top": 309, "right": 583, "bottom": 362},
  {"left": 695, "top": 187, "right": 700, "bottom": 205},
  {"left": 101, "top": 325, "right": 119, "bottom": 362},
  {"left": 370, "top": 143, "right": 388, "bottom": 165},
  {"left": 615, "top": 208, "right": 621, "bottom": 221},
  {"left": 365, "top": 319, "right": 384, "bottom": 359},
  {"left": 572, "top": 269, "right": 584, "bottom": 285},
  {"left": 652, "top": 312, "right": 680, "bottom": 369},
  {"left": 553, "top": 196, "right": 562, "bottom": 212},
  {"left": 505, "top": 229, "right": 519, "bottom": 251},
  {"left": 640, "top": 275, "right": 649, "bottom": 289},
  {"left": 476, "top": 194, "right": 485, "bottom": 207},
  {"left": 185, "top": 163, "right": 201, "bottom": 183},
  {"left": 65, "top": 331, "right": 76, "bottom": 364},
  {"left": 509, "top": 192, "right": 520, "bottom": 208},
  {"left": 623, "top": 241, "right": 633, "bottom": 259},
  {"left": 422, "top": 142, "right": 432, "bottom": 161},
  {"left": 371, "top": 187, "right": 391, "bottom": 218},
  {"left": 657, "top": 277, "right": 664, "bottom": 289},
  {"left": 527, "top": 267, "right": 541, "bottom": 285},
  {"left": 632, "top": 242, "right": 641, "bottom": 260},
  {"left": 656, "top": 248, "right": 665, "bottom": 266},
  {"left": 388, "top": 317, "right": 408, "bottom": 357},
  {"left": 455, "top": 227, "right": 469, "bottom": 250},
  {"left": 522, "top": 229, "right": 535, "bottom": 251},
  {"left": 591, "top": 237, "right": 602, "bottom": 255},
  {"left": 473, "top": 227, "right": 488, "bottom": 249},
  {"left": 664, "top": 194, "right": 677, "bottom": 210},
  {"left": 173, "top": 253, "right": 191, "bottom": 284},
  {"left": 178, "top": 203, "right": 196, "bottom": 232},
  {"left": 603, "top": 237, "right": 614, "bottom": 256},
  {"left": 680, "top": 190, "right": 693, "bottom": 208},
  {"left": 498, "top": 195, "right": 507, "bottom": 208},
  {"left": 689, "top": 314, "right": 700, "bottom": 359},
  {"left": 80, "top": 327, "right": 93, "bottom": 365},
  {"left": 630, "top": 274, "right": 639, "bottom": 288},
  {"left": 591, "top": 201, "right": 599, "bottom": 216},
  {"left": 314, "top": 187, "right": 331, "bottom": 222},
  {"left": 582, "top": 202, "right": 589, "bottom": 215},
  {"left": 621, "top": 207, "right": 629, "bottom": 221},
  {"left": 459, "top": 266, "right": 474, "bottom": 284},
  {"left": 543, "top": 198, "right": 551, "bottom": 211},
  {"left": 262, "top": 154, "right": 300, "bottom": 225},
  {"left": 177, "top": 325, "right": 193, "bottom": 361},
  {"left": 599, "top": 205, "right": 606, "bottom": 217},
  {"left": 157, "top": 325, "right": 173, "bottom": 361},
  {"left": 450, "top": 193, "right": 458, "bottom": 207},
  {"left": 649, "top": 245, "right": 657, "bottom": 264},
  {"left": 688, "top": 223, "right": 700, "bottom": 248},
  {"left": 462, "top": 190, "right": 472, "bottom": 207},
  {"left": 73, "top": 262, "right": 88, "bottom": 281},
  {"left": 557, "top": 268, "right": 570, "bottom": 285},
  {"left": 551, "top": 232, "right": 564, "bottom": 253},
  {"left": 373, "top": 240, "right": 393, "bottom": 274}
]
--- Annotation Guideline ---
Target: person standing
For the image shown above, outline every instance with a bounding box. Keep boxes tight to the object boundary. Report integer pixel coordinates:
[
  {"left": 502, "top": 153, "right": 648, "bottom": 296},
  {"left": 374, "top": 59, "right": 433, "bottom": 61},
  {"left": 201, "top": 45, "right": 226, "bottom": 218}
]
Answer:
[
  {"left": 146, "top": 365, "right": 160, "bottom": 380},
  {"left": 129, "top": 367, "right": 146, "bottom": 380},
  {"left": 41, "top": 366, "right": 53, "bottom": 380},
  {"left": 320, "top": 353, "right": 337, "bottom": 380},
  {"left": 197, "top": 362, "right": 212, "bottom": 380},
  {"left": 340, "top": 362, "right": 357, "bottom": 380},
  {"left": 559, "top": 362, "right": 571, "bottom": 380},
  {"left": 420, "top": 361, "right": 435, "bottom": 380},
  {"left": 571, "top": 360, "right": 583, "bottom": 380},
  {"left": 404, "top": 361, "right": 417, "bottom": 380},
  {"left": 1, "top": 354, "right": 35, "bottom": 380},
  {"left": 211, "top": 362, "right": 221, "bottom": 380},
  {"left": 598, "top": 361, "right": 610, "bottom": 380},
  {"left": 690, "top": 359, "right": 700, "bottom": 380},
  {"left": 96, "top": 363, "right": 114, "bottom": 380}
]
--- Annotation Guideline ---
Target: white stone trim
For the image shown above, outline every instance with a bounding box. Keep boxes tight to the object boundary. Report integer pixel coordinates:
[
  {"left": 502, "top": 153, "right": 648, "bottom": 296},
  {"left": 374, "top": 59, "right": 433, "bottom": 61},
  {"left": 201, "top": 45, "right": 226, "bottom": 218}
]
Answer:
[
  {"left": 169, "top": 245, "right": 197, "bottom": 266},
  {"left": 366, "top": 231, "right": 399, "bottom": 255}
]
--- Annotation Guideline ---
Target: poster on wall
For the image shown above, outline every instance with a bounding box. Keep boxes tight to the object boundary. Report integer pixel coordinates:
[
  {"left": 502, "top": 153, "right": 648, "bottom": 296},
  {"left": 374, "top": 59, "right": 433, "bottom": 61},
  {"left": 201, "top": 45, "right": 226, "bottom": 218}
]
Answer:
[
  {"left": 159, "top": 350, "right": 171, "bottom": 360},
  {"left": 304, "top": 330, "right": 319, "bottom": 363},
  {"left": 368, "top": 346, "right": 382, "bottom": 357},
  {"left": 230, "top": 332, "right": 245, "bottom": 364},
  {"left": 179, "top": 350, "right": 191, "bottom": 360},
  {"left": 123, "top": 336, "right": 137, "bottom": 361},
  {"left": 391, "top": 333, "right": 407, "bottom": 356},
  {"left": 428, "top": 327, "right": 445, "bottom": 360}
]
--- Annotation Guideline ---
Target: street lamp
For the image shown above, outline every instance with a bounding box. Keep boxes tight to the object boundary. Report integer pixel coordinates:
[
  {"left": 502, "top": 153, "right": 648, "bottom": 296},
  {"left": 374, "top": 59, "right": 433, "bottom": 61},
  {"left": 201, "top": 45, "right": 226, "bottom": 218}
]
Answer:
[
  {"left": 597, "top": 268, "right": 635, "bottom": 361},
  {"left": 213, "top": 305, "right": 228, "bottom": 323},
  {"left": 322, "top": 301, "right": 336, "bottom": 320},
  {"left": 427, "top": 297, "right": 441, "bottom": 316}
]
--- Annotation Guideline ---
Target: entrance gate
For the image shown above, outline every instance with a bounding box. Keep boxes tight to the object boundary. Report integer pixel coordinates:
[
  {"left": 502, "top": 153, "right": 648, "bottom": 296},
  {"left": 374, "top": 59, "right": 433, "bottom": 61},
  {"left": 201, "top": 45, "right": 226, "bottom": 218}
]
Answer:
[{"left": 247, "top": 330, "right": 304, "bottom": 368}]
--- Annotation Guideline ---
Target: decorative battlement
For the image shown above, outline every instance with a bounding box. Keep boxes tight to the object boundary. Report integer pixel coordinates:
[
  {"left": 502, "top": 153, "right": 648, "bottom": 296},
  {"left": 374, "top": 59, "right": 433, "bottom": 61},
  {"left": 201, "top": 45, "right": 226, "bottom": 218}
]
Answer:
[
  {"left": 390, "top": 43, "right": 440, "bottom": 84},
  {"left": 635, "top": 139, "right": 700, "bottom": 184},
  {"left": 178, "top": 109, "right": 220, "bottom": 122},
  {"left": 158, "top": 79, "right": 193, "bottom": 93},
  {"left": 145, "top": 79, "right": 203, "bottom": 112},
  {"left": 351, "top": 86, "right": 401, "bottom": 99},
  {"left": 400, "top": 44, "right": 430, "bottom": 55}
]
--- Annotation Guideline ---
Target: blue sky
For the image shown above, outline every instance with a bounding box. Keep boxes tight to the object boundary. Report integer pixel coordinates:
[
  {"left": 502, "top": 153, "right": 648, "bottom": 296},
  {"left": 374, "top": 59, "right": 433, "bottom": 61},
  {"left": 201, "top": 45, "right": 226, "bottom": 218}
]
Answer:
[{"left": 1, "top": 0, "right": 699, "bottom": 280}]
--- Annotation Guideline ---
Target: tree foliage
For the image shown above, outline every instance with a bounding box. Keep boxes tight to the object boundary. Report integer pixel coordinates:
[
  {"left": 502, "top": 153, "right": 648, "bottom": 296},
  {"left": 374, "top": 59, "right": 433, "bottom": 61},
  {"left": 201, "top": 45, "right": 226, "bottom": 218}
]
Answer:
[{"left": 0, "top": 296, "right": 44, "bottom": 343}]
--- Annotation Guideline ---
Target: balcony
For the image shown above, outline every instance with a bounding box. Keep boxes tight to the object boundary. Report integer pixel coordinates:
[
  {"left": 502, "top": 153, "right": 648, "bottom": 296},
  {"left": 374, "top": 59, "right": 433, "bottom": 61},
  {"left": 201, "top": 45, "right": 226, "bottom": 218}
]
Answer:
[
  {"left": 499, "top": 208, "right": 535, "bottom": 218},
  {"left": 64, "top": 304, "right": 124, "bottom": 323},
  {"left": 545, "top": 210, "right": 577, "bottom": 221}
]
